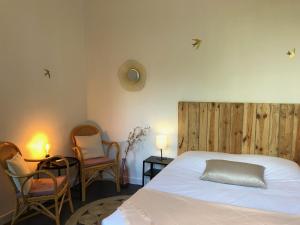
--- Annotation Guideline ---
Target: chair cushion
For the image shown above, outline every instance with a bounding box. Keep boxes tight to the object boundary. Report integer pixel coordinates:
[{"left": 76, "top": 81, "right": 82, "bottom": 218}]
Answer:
[
  {"left": 84, "top": 157, "right": 114, "bottom": 167},
  {"left": 28, "top": 176, "right": 67, "bottom": 197},
  {"left": 6, "top": 153, "right": 32, "bottom": 194},
  {"left": 75, "top": 133, "right": 105, "bottom": 159}
]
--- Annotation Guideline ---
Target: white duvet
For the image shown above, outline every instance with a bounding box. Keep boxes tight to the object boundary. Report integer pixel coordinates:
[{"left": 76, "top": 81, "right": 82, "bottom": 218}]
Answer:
[{"left": 103, "top": 151, "right": 300, "bottom": 225}]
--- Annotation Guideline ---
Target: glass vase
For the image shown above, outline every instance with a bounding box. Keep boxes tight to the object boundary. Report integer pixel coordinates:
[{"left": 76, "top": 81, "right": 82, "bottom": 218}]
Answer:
[{"left": 120, "top": 158, "right": 129, "bottom": 188}]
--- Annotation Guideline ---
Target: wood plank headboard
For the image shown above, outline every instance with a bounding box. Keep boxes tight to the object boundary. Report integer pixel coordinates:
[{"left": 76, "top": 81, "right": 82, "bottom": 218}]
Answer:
[{"left": 178, "top": 102, "right": 300, "bottom": 163}]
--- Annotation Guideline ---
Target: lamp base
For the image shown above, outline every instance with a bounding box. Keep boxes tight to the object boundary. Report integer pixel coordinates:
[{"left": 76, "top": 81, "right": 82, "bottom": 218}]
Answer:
[{"left": 160, "top": 149, "right": 165, "bottom": 161}]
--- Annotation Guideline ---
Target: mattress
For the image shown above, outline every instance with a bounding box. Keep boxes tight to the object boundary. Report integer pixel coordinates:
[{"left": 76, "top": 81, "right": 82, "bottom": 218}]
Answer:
[{"left": 102, "top": 151, "right": 300, "bottom": 225}]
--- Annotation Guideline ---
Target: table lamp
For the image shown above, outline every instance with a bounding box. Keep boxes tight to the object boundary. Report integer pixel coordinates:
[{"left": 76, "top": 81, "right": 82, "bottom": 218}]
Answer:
[
  {"left": 45, "top": 143, "right": 50, "bottom": 158},
  {"left": 156, "top": 135, "right": 167, "bottom": 161}
]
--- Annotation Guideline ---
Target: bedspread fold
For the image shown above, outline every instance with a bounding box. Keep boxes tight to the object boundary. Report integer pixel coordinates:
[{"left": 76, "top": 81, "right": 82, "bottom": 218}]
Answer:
[{"left": 119, "top": 189, "right": 300, "bottom": 225}]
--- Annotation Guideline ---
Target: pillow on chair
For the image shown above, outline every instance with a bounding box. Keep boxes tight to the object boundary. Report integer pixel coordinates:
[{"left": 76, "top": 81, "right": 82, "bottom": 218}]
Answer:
[
  {"left": 6, "top": 153, "right": 32, "bottom": 194},
  {"left": 75, "top": 133, "right": 105, "bottom": 159}
]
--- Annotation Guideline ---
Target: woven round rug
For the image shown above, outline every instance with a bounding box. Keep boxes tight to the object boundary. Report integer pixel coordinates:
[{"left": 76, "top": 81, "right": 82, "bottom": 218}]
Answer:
[{"left": 66, "top": 195, "right": 130, "bottom": 225}]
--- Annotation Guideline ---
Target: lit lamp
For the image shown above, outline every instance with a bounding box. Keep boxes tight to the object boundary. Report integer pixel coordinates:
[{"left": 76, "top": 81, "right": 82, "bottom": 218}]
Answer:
[
  {"left": 27, "top": 133, "right": 51, "bottom": 159},
  {"left": 45, "top": 143, "right": 50, "bottom": 158},
  {"left": 156, "top": 135, "right": 167, "bottom": 161}
]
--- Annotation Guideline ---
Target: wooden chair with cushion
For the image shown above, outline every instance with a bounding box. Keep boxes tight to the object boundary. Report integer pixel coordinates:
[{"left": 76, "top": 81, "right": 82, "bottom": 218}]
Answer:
[
  {"left": 0, "top": 141, "right": 74, "bottom": 225},
  {"left": 71, "top": 124, "right": 120, "bottom": 201}
]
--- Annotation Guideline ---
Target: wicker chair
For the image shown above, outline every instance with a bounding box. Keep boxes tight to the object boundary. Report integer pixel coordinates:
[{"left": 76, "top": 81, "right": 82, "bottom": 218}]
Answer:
[
  {"left": 71, "top": 125, "right": 120, "bottom": 201},
  {"left": 0, "top": 141, "right": 74, "bottom": 225}
]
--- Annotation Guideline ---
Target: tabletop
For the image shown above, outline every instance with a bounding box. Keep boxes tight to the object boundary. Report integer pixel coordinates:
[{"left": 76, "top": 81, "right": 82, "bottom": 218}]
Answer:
[
  {"left": 143, "top": 156, "right": 174, "bottom": 165},
  {"left": 38, "top": 156, "right": 79, "bottom": 170}
]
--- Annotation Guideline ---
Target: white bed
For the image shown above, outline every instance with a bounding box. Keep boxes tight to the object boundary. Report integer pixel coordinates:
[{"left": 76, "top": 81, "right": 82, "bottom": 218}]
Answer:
[{"left": 102, "top": 151, "right": 300, "bottom": 225}]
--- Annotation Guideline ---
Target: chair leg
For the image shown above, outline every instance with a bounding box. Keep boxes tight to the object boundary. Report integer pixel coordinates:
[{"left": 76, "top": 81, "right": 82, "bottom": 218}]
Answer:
[
  {"left": 10, "top": 200, "right": 19, "bottom": 225},
  {"left": 99, "top": 171, "right": 103, "bottom": 180},
  {"left": 81, "top": 171, "right": 86, "bottom": 202},
  {"left": 10, "top": 211, "right": 17, "bottom": 225},
  {"left": 67, "top": 186, "right": 74, "bottom": 213},
  {"left": 54, "top": 199, "right": 60, "bottom": 225},
  {"left": 115, "top": 165, "right": 120, "bottom": 192}
]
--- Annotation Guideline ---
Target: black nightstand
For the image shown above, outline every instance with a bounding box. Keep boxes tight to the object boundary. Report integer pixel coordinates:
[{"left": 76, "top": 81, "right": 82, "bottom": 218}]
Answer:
[{"left": 142, "top": 156, "right": 173, "bottom": 186}]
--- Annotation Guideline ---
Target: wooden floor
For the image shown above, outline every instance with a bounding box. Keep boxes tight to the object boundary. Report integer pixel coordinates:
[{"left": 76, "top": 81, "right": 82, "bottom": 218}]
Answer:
[{"left": 9, "top": 181, "right": 141, "bottom": 225}]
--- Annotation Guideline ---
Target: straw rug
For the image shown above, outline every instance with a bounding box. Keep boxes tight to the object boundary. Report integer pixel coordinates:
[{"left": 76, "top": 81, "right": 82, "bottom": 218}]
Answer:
[{"left": 66, "top": 195, "right": 130, "bottom": 225}]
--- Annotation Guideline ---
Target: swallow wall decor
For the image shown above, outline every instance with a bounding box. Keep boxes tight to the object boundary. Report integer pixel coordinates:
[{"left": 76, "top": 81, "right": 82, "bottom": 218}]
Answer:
[
  {"left": 287, "top": 48, "right": 296, "bottom": 59},
  {"left": 44, "top": 69, "right": 51, "bottom": 79},
  {"left": 192, "top": 38, "right": 202, "bottom": 49}
]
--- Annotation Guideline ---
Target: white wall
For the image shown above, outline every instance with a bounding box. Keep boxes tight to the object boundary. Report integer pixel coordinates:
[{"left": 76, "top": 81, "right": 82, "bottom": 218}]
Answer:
[
  {"left": 1, "top": 0, "right": 300, "bottom": 210},
  {"left": 85, "top": 0, "right": 300, "bottom": 184},
  {"left": 0, "top": 0, "right": 86, "bottom": 222},
  {"left": 0, "top": 0, "right": 86, "bottom": 157}
]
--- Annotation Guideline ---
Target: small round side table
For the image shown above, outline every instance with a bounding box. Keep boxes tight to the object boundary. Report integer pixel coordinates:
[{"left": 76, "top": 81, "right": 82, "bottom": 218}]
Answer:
[{"left": 37, "top": 156, "right": 79, "bottom": 176}]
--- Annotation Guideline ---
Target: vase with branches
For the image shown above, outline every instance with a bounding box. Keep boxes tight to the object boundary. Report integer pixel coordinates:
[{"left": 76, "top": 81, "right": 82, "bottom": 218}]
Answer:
[{"left": 120, "top": 126, "right": 150, "bottom": 187}]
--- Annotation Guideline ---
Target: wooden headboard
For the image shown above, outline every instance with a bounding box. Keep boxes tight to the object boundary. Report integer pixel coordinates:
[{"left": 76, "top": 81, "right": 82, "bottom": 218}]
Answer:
[{"left": 178, "top": 102, "right": 300, "bottom": 163}]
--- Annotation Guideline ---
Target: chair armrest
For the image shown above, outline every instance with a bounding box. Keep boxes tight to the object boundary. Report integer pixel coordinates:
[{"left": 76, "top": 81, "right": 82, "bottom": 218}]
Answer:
[
  {"left": 6, "top": 169, "right": 59, "bottom": 197},
  {"left": 24, "top": 158, "right": 45, "bottom": 163},
  {"left": 102, "top": 141, "right": 120, "bottom": 162},
  {"left": 72, "top": 146, "right": 84, "bottom": 165}
]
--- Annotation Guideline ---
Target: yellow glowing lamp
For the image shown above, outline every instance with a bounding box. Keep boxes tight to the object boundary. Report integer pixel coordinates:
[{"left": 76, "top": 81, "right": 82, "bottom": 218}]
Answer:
[
  {"left": 27, "top": 133, "right": 51, "bottom": 159},
  {"left": 45, "top": 143, "right": 50, "bottom": 158},
  {"left": 156, "top": 135, "right": 167, "bottom": 161}
]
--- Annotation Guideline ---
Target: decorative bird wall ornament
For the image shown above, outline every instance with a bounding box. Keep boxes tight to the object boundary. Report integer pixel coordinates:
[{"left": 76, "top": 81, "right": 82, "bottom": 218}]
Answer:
[
  {"left": 287, "top": 48, "right": 296, "bottom": 59},
  {"left": 192, "top": 38, "right": 202, "bottom": 49},
  {"left": 44, "top": 69, "right": 51, "bottom": 79}
]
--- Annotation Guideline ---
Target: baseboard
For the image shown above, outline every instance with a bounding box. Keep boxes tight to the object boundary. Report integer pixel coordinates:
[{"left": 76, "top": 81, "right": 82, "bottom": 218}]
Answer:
[
  {"left": 128, "top": 177, "right": 142, "bottom": 185},
  {"left": 102, "top": 174, "right": 142, "bottom": 186}
]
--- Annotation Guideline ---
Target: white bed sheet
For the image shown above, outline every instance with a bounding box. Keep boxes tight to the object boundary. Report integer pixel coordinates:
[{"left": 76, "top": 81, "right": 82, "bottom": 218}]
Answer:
[{"left": 102, "top": 151, "right": 300, "bottom": 225}]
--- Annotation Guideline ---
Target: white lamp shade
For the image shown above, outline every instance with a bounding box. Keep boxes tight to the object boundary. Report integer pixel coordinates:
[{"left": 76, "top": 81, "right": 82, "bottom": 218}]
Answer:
[{"left": 156, "top": 135, "right": 167, "bottom": 149}]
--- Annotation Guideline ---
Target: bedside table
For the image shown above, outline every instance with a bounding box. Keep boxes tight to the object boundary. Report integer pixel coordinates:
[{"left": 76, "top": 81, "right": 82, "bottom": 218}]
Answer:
[
  {"left": 37, "top": 156, "right": 79, "bottom": 176},
  {"left": 142, "top": 156, "right": 174, "bottom": 186}
]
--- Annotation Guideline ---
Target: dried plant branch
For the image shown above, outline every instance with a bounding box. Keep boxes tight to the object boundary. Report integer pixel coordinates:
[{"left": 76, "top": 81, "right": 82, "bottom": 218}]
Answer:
[{"left": 124, "top": 126, "right": 150, "bottom": 159}]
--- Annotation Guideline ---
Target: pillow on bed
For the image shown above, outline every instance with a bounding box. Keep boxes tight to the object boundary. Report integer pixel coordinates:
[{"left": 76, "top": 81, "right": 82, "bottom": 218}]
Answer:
[
  {"left": 181, "top": 151, "right": 300, "bottom": 181},
  {"left": 201, "top": 159, "right": 266, "bottom": 188}
]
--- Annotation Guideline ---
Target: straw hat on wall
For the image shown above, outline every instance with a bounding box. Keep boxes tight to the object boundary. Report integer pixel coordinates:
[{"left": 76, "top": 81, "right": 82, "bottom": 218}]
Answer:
[{"left": 118, "top": 60, "right": 146, "bottom": 92}]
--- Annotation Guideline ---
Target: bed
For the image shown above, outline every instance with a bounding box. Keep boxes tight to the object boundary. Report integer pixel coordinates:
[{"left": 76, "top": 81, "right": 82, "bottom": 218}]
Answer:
[{"left": 103, "top": 102, "right": 300, "bottom": 225}]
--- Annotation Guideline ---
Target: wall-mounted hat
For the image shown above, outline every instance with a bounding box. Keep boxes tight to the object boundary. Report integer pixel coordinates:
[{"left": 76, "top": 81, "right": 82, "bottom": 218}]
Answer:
[{"left": 118, "top": 60, "right": 146, "bottom": 92}]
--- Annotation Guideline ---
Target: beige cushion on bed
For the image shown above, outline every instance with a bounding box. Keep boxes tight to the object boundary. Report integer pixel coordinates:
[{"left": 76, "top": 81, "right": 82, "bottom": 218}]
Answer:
[
  {"left": 75, "top": 133, "right": 105, "bottom": 159},
  {"left": 201, "top": 159, "right": 266, "bottom": 188},
  {"left": 6, "top": 153, "right": 32, "bottom": 194}
]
